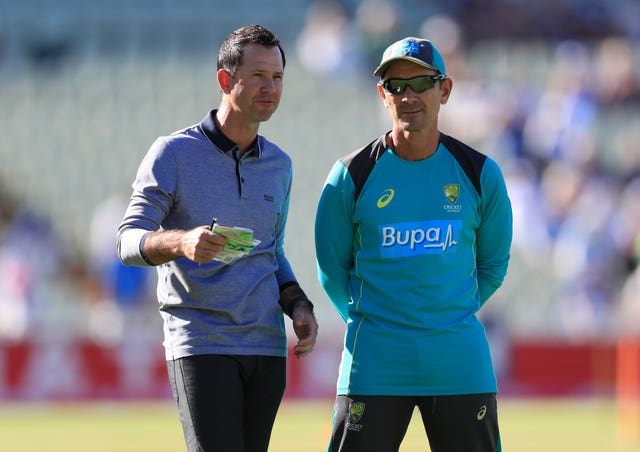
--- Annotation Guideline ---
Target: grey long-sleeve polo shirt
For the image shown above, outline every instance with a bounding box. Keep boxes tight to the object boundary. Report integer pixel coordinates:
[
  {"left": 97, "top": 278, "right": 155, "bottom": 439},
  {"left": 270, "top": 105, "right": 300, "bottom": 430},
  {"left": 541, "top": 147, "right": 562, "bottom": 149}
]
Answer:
[{"left": 117, "top": 110, "right": 297, "bottom": 360}]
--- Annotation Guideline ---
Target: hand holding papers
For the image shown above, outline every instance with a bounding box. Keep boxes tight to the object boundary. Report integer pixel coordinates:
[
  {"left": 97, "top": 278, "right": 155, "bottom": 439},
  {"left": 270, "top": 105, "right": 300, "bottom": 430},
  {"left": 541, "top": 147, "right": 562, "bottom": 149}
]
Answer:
[{"left": 210, "top": 219, "right": 261, "bottom": 264}]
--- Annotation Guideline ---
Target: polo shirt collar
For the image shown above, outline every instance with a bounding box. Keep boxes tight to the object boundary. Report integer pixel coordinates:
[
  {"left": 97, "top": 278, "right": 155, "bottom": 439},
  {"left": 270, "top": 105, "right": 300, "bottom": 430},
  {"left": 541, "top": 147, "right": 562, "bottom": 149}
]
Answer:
[{"left": 200, "top": 109, "right": 261, "bottom": 158}]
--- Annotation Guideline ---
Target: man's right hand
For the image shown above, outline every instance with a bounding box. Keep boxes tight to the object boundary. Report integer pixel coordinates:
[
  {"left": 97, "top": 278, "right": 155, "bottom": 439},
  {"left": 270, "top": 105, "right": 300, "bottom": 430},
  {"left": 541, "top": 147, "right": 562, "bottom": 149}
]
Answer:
[
  {"left": 180, "top": 226, "right": 228, "bottom": 263},
  {"left": 143, "top": 226, "right": 228, "bottom": 265}
]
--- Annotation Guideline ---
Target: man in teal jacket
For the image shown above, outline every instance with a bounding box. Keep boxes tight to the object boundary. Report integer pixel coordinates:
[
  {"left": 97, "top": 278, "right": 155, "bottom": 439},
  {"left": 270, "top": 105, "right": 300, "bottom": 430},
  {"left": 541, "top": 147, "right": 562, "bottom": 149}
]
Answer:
[{"left": 315, "top": 37, "right": 512, "bottom": 452}]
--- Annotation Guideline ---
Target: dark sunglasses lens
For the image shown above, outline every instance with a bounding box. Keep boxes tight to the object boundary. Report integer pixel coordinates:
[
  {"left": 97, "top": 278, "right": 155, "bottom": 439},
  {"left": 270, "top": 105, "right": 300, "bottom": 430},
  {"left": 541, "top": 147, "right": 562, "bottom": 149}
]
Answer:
[
  {"left": 385, "top": 76, "right": 436, "bottom": 94},
  {"left": 382, "top": 80, "right": 400, "bottom": 94},
  {"left": 411, "top": 77, "right": 435, "bottom": 92}
]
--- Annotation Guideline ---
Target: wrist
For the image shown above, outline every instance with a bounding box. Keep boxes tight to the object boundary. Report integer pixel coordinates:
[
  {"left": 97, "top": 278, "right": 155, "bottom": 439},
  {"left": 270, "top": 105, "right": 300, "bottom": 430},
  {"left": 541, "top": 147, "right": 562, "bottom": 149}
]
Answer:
[
  {"left": 278, "top": 283, "right": 313, "bottom": 318},
  {"left": 292, "top": 297, "right": 314, "bottom": 314}
]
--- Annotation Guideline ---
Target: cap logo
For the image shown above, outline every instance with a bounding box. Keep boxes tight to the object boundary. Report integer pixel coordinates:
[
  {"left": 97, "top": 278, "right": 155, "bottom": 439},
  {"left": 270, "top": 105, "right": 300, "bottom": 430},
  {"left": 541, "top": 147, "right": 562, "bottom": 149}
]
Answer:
[{"left": 401, "top": 40, "right": 420, "bottom": 55}]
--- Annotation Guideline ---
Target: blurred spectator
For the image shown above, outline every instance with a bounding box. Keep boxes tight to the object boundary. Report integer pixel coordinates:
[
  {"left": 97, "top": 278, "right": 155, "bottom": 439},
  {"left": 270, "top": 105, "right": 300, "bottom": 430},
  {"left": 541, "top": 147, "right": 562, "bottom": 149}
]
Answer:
[
  {"left": 504, "top": 158, "right": 551, "bottom": 260},
  {"left": 88, "top": 191, "right": 154, "bottom": 344},
  {"left": 353, "top": 0, "right": 399, "bottom": 75},
  {"left": 0, "top": 248, "right": 31, "bottom": 339},
  {"left": 419, "top": 14, "right": 470, "bottom": 80},
  {"left": 453, "top": 0, "right": 618, "bottom": 41},
  {"left": 611, "top": 0, "right": 640, "bottom": 38},
  {"left": 296, "top": 0, "right": 362, "bottom": 77},
  {"left": 0, "top": 17, "right": 5, "bottom": 70},
  {"left": 618, "top": 266, "right": 640, "bottom": 336},
  {"left": 614, "top": 177, "right": 640, "bottom": 271},
  {"left": 0, "top": 186, "right": 67, "bottom": 340},
  {"left": 552, "top": 176, "right": 625, "bottom": 337},
  {"left": 592, "top": 37, "right": 640, "bottom": 105},
  {"left": 88, "top": 192, "right": 159, "bottom": 394}
]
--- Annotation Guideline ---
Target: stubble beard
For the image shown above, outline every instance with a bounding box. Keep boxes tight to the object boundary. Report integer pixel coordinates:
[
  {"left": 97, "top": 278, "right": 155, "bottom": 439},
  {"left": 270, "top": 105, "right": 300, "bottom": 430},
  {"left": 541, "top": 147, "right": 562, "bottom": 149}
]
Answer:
[
  {"left": 253, "top": 100, "right": 279, "bottom": 123},
  {"left": 398, "top": 115, "right": 428, "bottom": 133}
]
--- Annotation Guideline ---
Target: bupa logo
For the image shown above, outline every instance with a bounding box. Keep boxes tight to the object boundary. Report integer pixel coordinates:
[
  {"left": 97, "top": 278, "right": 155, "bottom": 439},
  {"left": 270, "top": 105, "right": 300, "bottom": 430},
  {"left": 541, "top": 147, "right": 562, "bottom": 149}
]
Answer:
[{"left": 379, "top": 220, "right": 461, "bottom": 258}]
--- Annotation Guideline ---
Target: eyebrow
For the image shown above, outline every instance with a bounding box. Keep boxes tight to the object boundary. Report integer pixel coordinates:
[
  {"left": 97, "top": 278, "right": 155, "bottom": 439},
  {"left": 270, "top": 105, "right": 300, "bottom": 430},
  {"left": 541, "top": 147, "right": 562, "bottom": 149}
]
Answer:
[{"left": 246, "top": 67, "right": 284, "bottom": 75}]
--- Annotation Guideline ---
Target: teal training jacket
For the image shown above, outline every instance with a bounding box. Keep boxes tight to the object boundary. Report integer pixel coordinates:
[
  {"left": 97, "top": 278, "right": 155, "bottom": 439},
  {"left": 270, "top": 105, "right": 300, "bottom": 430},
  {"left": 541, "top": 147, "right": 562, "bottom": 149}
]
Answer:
[{"left": 315, "top": 132, "right": 512, "bottom": 396}]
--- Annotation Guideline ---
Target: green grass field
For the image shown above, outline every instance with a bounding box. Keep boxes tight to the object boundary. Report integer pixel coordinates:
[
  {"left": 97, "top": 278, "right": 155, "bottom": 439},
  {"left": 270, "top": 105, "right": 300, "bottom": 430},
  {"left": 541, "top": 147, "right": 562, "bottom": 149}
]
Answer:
[{"left": 0, "top": 398, "right": 638, "bottom": 451}]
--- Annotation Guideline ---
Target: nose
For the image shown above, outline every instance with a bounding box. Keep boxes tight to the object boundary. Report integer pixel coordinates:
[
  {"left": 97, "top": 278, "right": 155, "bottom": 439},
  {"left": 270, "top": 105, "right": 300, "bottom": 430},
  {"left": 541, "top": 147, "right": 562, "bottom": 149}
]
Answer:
[
  {"left": 263, "top": 79, "right": 275, "bottom": 92},
  {"left": 262, "top": 77, "right": 280, "bottom": 93},
  {"left": 401, "top": 87, "right": 420, "bottom": 100}
]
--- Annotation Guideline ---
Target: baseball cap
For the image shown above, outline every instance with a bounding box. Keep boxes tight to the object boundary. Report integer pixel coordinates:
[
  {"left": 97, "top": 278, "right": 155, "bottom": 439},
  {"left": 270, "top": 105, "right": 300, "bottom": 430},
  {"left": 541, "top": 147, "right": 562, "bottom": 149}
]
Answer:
[{"left": 373, "top": 37, "right": 446, "bottom": 78}]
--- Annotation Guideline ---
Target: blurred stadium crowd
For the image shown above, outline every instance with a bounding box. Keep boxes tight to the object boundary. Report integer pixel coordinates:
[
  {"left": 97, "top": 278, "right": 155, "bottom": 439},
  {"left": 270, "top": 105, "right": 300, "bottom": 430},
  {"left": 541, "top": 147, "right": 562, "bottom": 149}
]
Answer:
[{"left": 0, "top": 0, "right": 638, "bottom": 358}]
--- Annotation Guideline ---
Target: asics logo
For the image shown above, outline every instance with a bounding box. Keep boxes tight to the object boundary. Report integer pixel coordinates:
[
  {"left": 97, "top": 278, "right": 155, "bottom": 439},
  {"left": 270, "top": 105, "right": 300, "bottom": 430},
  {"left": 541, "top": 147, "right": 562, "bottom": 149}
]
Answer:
[
  {"left": 376, "top": 189, "right": 395, "bottom": 208},
  {"left": 477, "top": 405, "right": 487, "bottom": 421}
]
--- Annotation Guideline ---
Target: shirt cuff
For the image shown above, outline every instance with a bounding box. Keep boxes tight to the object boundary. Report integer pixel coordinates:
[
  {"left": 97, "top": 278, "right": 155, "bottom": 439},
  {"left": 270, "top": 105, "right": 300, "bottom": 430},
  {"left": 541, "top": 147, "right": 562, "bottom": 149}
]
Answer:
[{"left": 117, "top": 228, "right": 155, "bottom": 267}]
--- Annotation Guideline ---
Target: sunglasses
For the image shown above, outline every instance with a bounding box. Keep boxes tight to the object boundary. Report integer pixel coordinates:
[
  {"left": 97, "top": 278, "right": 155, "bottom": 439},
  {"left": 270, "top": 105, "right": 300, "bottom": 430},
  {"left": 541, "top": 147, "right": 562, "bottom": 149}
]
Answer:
[{"left": 380, "top": 74, "right": 447, "bottom": 95}]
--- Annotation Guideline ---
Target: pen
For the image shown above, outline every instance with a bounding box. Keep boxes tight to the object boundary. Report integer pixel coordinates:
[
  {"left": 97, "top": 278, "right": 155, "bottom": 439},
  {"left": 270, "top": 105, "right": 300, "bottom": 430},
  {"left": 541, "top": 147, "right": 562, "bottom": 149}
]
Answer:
[{"left": 199, "top": 217, "right": 219, "bottom": 267}]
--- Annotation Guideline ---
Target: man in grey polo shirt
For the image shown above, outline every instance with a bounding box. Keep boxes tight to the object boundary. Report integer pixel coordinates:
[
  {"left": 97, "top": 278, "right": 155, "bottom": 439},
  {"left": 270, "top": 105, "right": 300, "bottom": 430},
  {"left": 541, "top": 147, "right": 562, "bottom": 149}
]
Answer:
[{"left": 117, "top": 25, "right": 318, "bottom": 452}]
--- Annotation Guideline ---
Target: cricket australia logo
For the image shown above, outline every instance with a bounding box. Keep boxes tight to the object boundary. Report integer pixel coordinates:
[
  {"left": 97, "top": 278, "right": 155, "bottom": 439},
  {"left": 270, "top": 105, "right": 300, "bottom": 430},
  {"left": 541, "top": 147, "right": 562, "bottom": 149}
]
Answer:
[
  {"left": 347, "top": 402, "right": 365, "bottom": 432},
  {"left": 444, "top": 184, "right": 459, "bottom": 203},
  {"left": 443, "top": 183, "right": 462, "bottom": 212}
]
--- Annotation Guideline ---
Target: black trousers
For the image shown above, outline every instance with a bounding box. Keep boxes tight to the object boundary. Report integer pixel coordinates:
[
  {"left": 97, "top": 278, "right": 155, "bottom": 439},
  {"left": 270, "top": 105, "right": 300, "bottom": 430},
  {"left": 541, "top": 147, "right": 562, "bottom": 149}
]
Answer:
[
  {"left": 167, "top": 354, "right": 286, "bottom": 452},
  {"left": 330, "top": 393, "right": 501, "bottom": 452}
]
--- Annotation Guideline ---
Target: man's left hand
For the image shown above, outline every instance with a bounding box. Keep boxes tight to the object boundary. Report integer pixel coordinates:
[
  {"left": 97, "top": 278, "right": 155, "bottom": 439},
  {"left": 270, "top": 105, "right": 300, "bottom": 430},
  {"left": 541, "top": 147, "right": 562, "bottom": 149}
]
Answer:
[{"left": 291, "top": 301, "right": 318, "bottom": 359}]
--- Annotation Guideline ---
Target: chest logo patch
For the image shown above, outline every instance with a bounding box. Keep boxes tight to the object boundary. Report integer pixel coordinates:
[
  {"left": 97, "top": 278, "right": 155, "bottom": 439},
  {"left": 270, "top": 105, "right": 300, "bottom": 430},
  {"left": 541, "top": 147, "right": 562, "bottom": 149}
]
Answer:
[
  {"left": 376, "top": 188, "right": 395, "bottom": 208},
  {"left": 444, "top": 184, "right": 460, "bottom": 204}
]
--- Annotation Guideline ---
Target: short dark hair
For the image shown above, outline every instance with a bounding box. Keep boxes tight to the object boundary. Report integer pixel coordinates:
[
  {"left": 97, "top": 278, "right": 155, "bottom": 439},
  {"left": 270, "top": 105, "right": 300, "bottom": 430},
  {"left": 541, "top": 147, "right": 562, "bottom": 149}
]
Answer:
[{"left": 217, "top": 25, "right": 286, "bottom": 76}]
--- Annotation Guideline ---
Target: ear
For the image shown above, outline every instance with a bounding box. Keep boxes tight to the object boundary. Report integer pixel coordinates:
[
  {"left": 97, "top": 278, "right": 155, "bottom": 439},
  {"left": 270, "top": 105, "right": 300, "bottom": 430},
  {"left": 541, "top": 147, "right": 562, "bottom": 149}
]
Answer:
[
  {"left": 440, "top": 77, "right": 453, "bottom": 105},
  {"left": 217, "top": 69, "right": 233, "bottom": 94},
  {"left": 377, "top": 83, "right": 389, "bottom": 108}
]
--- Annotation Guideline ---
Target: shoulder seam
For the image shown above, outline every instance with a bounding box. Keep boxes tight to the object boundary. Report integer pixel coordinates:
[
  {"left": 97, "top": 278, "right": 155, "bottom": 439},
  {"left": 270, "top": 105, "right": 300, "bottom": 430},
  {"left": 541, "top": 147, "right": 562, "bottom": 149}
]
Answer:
[{"left": 340, "top": 134, "right": 388, "bottom": 202}]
